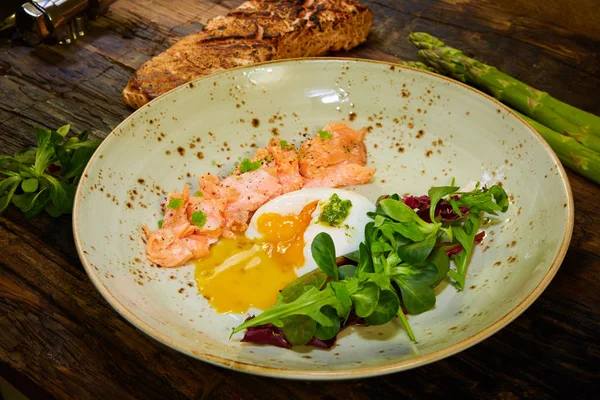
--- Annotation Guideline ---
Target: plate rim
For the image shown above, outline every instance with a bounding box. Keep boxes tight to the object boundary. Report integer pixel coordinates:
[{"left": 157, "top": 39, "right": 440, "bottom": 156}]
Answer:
[{"left": 73, "top": 57, "right": 575, "bottom": 380}]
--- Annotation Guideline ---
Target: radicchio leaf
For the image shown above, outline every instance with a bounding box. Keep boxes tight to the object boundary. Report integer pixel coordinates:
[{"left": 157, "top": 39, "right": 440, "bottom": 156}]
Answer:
[
  {"left": 443, "top": 231, "right": 486, "bottom": 256},
  {"left": 240, "top": 318, "right": 291, "bottom": 349},
  {"left": 240, "top": 312, "right": 368, "bottom": 349},
  {"left": 402, "top": 195, "right": 470, "bottom": 223}
]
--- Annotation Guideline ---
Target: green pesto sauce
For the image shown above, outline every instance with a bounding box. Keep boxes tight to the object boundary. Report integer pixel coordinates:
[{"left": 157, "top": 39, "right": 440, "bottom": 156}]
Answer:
[{"left": 319, "top": 193, "right": 352, "bottom": 227}]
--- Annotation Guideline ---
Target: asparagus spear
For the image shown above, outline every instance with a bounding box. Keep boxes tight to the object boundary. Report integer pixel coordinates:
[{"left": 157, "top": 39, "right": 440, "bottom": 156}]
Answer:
[
  {"left": 402, "top": 61, "right": 440, "bottom": 74},
  {"left": 408, "top": 32, "right": 600, "bottom": 147},
  {"left": 517, "top": 113, "right": 600, "bottom": 184},
  {"left": 402, "top": 53, "right": 600, "bottom": 185}
]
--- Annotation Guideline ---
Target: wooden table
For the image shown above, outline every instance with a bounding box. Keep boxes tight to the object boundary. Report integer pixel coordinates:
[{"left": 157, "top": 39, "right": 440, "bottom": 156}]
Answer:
[{"left": 1, "top": 1, "right": 599, "bottom": 398}]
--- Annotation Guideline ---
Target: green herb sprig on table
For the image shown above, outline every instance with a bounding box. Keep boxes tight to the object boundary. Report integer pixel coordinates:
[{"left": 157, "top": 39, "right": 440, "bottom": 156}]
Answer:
[
  {"left": 232, "top": 183, "right": 509, "bottom": 344},
  {"left": 0, "top": 125, "right": 100, "bottom": 217}
]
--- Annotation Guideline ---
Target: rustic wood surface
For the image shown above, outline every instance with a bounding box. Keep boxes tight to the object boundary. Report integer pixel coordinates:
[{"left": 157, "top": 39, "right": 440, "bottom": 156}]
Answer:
[{"left": 1, "top": 0, "right": 599, "bottom": 399}]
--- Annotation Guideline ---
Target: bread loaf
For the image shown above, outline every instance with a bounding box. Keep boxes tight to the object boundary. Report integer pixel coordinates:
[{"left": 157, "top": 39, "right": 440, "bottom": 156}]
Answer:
[{"left": 122, "top": 0, "right": 373, "bottom": 109}]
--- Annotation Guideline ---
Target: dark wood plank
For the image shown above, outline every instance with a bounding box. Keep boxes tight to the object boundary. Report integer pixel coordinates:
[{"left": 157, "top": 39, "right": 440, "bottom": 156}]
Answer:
[{"left": 1, "top": 0, "right": 599, "bottom": 399}]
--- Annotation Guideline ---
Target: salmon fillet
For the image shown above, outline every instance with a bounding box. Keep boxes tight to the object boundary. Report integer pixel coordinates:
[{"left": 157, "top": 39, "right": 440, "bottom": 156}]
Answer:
[
  {"left": 144, "top": 122, "right": 374, "bottom": 267},
  {"left": 299, "top": 122, "right": 375, "bottom": 186},
  {"left": 122, "top": 0, "right": 373, "bottom": 109},
  {"left": 145, "top": 186, "right": 216, "bottom": 267}
]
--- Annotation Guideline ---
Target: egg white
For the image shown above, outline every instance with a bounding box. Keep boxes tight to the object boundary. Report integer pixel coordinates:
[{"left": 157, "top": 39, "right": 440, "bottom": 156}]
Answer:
[{"left": 246, "top": 188, "right": 375, "bottom": 276}]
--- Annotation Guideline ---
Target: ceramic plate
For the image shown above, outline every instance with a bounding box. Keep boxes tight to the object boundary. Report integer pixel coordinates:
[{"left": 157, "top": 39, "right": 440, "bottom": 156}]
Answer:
[{"left": 73, "top": 58, "right": 573, "bottom": 379}]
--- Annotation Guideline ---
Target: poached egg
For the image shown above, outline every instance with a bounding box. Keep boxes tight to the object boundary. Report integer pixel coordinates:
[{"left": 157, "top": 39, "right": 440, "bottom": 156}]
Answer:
[{"left": 194, "top": 188, "right": 375, "bottom": 314}]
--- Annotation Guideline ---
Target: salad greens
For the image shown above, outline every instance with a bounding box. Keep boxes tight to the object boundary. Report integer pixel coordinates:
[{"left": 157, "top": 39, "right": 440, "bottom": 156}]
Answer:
[
  {"left": 232, "top": 182, "right": 508, "bottom": 345},
  {"left": 0, "top": 125, "right": 100, "bottom": 218}
]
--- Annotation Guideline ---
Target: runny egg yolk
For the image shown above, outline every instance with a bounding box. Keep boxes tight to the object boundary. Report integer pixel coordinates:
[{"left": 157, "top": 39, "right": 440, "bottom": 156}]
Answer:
[{"left": 194, "top": 201, "right": 318, "bottom": 314}]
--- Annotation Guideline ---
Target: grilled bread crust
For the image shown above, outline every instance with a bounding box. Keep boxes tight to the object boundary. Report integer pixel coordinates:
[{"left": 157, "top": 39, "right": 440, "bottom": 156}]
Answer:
[{"left": 122, "top": 0, "right": 373, "bottom": 109}]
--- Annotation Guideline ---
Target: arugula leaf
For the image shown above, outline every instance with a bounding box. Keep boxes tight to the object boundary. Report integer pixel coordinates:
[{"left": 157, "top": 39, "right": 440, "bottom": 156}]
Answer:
[
  {"left": 158, "top": 220, "right": 164, "bottom": 229},
  {"left": 489, "top": 185, "right": 509, "bottom": 212},
  {"left": 330, "top": 281, "right": 352, "bottom": 321},
  {"left": 279, "top": 269, "right": 327, "bottom": 303},
  {"left": 450, "top": 213, "right": 481, "bottom": 290},
  {"left": 311, "top": 232, "right": 338, "bottom": 280},
  {"left": 454, "top": 186, "right": 508, "bottom": 215},
  {"left": 232, "top": 280, "right": 361, "bottom": 334},
  {"left": 427, "top": 186, "right": 459, "bottom": 222}
]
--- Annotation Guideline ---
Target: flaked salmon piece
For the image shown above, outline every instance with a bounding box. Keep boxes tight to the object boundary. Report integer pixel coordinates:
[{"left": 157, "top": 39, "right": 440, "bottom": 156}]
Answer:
[
  {"left": 187, "top": 196, "right": 227, "bottom": 238},
  {"left": 230, "top": 148, "right": 279, "bottom": 178},
  {"left": 303, "top": 163, "right": 375, "bottom": 188},
  {"left": 298, "top": 123, "right": 369, "bottom": 179},
  {"left": 267, "top": 138, "right": 303, "bottom": 193},
  {"left": 198, "top": 173, "right": 238, "bottom": 201},
  {"left": 162, "top": 185, "right": 195, "bottom": 238},
  {"left": 145, "top": 226, "right": 214, "bottom": 267},
  {"left": 250, "top": 148, "right": 270, "bottom": 163},
  {"left": 221, "top": 168, "right": 283, "bottom": 235}
]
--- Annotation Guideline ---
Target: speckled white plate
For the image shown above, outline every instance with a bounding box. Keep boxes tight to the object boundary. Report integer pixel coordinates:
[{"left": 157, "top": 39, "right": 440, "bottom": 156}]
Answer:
[{"left": 73, "top": 58, "right": 573, "bottom": 379}]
